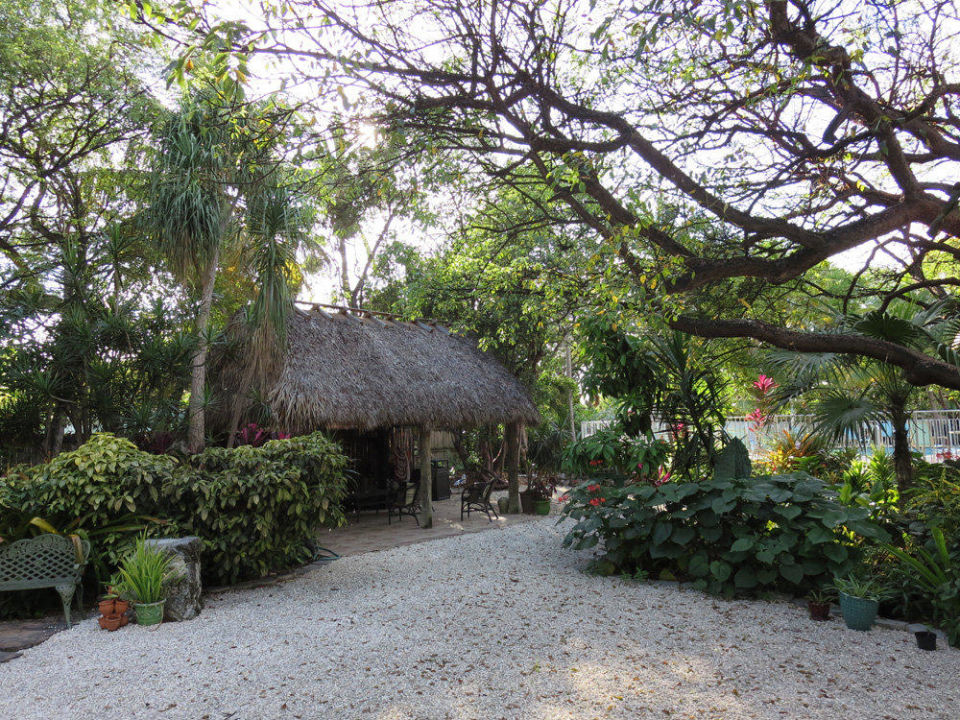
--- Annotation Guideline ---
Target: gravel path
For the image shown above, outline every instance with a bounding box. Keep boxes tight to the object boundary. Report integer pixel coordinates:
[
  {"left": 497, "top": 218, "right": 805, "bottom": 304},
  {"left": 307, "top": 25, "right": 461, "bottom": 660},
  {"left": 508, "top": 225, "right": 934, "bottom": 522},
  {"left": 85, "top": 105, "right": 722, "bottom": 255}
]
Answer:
[{"left": 3, "top": 519, "right": 958, "bottom": 719}]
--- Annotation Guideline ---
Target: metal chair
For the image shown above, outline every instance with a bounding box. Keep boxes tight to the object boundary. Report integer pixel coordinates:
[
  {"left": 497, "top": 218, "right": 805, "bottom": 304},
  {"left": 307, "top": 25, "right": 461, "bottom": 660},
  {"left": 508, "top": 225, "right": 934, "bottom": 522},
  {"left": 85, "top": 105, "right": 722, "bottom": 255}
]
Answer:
[
  {"left": 388, "top": 477, "right": 421, "bottom": 526},
  {"left": 461, "top": 479, "right": 499, "bottom": 522},
  {"left": 0, "top": 534, "right": 90, "bottom": 627}
]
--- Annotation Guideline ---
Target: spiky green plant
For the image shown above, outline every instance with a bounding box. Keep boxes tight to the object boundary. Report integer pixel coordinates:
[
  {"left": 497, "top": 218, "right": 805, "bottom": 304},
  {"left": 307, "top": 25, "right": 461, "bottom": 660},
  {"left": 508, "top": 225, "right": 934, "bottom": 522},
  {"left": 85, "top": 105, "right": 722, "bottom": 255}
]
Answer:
[{"left": 116, "top": 534, "right": 180, "bottom": 605}]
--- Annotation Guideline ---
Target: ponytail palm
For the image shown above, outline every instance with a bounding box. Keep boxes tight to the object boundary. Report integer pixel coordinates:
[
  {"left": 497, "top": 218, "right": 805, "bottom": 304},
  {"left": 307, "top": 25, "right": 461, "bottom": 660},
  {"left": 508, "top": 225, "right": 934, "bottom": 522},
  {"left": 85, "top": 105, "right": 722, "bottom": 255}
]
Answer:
[
  {"left": 148, "top": 89, "right": 315, "bottom": 451},
  {"left": 150, "top": 95, "right": 238, "bottom": 452}
]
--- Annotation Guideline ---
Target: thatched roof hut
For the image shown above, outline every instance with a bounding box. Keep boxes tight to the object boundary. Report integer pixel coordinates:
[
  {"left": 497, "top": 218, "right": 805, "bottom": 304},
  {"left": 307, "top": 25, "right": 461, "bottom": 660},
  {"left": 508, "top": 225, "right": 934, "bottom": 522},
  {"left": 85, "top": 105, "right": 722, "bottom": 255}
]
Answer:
[{"left": 227, "top": 306, "right": 539, "bottom": 433}]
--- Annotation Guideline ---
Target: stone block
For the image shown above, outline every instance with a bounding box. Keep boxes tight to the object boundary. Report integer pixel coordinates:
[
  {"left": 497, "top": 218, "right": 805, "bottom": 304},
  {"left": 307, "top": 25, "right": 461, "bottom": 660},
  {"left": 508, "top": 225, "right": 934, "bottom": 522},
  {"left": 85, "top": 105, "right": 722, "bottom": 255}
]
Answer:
[{"left": 144, "top": 536, "right": 203, "bottom": 622}]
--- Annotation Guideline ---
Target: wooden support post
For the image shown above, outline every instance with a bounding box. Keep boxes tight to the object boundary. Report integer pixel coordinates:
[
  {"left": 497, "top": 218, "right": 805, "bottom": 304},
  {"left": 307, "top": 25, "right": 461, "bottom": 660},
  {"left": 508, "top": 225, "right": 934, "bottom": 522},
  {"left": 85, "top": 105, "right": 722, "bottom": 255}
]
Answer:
[
  {"left": 418, "top": 426, "right": 433, "bottom": 528},
  {"left": 506, "top": 421, "right": 521, "bottom": 513}
]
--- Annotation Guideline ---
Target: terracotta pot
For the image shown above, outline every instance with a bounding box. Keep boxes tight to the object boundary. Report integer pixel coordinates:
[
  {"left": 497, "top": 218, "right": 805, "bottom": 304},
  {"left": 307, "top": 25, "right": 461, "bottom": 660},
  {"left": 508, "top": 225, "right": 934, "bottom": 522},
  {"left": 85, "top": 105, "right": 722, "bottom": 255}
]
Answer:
[
  {"left": 118, "top": 614, "right": 130, "bottom": 627},
  {"left": 807, "top": 600, "right": 830, "bottom": 621},
  {"left": 98, "top": 614, "right": 122, "bottom": 632},
  {"left": 114, "top": 599, "right": 131, "bottom": 615},
  {"left": 98, "top": 599, "right": 117, "bottom": 616}
]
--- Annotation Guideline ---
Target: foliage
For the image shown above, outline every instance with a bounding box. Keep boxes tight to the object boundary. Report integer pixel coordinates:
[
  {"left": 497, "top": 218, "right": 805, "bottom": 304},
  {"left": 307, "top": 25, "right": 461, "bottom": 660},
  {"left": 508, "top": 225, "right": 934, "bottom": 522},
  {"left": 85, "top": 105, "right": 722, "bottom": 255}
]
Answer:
[
  {"left": 758, "top": 431, "right": 832, "bottom": 475},
  {"left": 561, "top": 425, "right": 669, "bottom": 483},
  {"left": 833, "top": 575, "right": 887, "bottom": 602},
  {"left": 115, "top": 534, "right": 180, "bottom": 605},
  {"left": 523, "top": 473, "right": 559, "bottom": 502},
  {"left": 561, "top": 473, "right": 887, "bottom": 598},
  {"left": 834, "top": 449, "right": 901, "bottom": 529},
  {"left": 0, "top": 434, "right": 178, "bottom": 581},
  {"left": 578, "top": 318, "right": 728, "bottom": 477},
  {"left": 172, "top": 432, "right": 350, "bottom": 584},
  {"left": 712, "top": 438, "right": 752, "bottom": 481},
  {"left": 884, "top": 528, "right": 960, "bottom": 647},
  {"left": 0, "top": 432, "right": 350, "bottom": 594},
  {"left": 907, "top": 462, "right": 960, "bottom": 543}
]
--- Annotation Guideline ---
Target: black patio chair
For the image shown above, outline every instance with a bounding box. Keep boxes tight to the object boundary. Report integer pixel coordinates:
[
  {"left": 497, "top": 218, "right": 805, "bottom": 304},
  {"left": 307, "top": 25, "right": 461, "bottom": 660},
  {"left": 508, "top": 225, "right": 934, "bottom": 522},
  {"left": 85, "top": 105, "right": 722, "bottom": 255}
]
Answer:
[
  {"left": 388, "top": 476, "right": 421, "bottom": 526},
  {"left": 461, "top": 478, "right": 499, "bottom": 522}
]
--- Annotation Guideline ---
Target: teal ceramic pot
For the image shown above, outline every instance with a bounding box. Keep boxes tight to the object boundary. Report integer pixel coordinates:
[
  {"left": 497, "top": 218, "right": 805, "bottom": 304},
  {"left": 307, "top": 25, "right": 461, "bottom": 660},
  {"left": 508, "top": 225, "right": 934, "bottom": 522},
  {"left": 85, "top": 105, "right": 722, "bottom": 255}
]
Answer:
[{"left": 839, "top": 592, "right": 878, "bottom": 631}]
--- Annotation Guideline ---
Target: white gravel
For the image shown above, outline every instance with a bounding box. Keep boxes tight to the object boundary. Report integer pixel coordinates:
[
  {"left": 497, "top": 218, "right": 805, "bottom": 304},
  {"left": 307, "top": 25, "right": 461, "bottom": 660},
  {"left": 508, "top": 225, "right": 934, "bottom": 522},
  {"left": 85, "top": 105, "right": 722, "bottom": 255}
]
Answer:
[{"left": 2, "top": 519, "right": 958, "bottom": 720}]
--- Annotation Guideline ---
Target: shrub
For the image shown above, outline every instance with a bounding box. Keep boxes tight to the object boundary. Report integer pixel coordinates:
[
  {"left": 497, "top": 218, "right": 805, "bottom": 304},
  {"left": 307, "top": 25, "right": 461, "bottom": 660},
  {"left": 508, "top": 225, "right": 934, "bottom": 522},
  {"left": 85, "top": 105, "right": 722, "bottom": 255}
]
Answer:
[
  {"left": 561, "top": 425, "right": 669, "bottom": 483},
  {"left": 1, "top": 431, "right": 351, "bottom": 594},
  {"left": 172, "top": 432, "right": 350, "bottom": 584},
  {"left": 561, "top": 473, "right": 887, "bottom": 597},
  {"left": 0, "top": 433, "right": 178, "bottom": 579},
  {"left": 884, "top": 527, "right": 959, "bottom": 647}
]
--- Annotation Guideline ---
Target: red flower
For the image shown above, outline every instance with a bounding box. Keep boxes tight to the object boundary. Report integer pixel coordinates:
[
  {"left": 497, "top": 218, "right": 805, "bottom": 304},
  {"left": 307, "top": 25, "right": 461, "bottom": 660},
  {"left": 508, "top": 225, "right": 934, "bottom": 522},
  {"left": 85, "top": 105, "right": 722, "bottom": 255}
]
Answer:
[
  {"left": 587, "top": 484, "right": 601, "bottom": 493},
  {"left": 589, "top": 497, "right": 605, "bottom": 506},
  {"left": 558, "top": 495, "right": 569, "bottom": 503},
  {"left": 753, "top": 374, "right": 778, "bottom": 395}
]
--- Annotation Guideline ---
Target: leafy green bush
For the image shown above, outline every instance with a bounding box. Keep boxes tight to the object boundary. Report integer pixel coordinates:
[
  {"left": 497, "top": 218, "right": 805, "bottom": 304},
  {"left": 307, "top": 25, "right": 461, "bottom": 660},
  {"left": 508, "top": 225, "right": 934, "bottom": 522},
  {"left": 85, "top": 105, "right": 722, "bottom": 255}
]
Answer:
[
  {"left": 1, "top": 431, "right": 350, "bottom": 595},
  {"left": 561, "top": 425, "right": 669, "bottom": 483},
  {"left": 561, "top": 473, "right": 887, "bottom": 597},
  {"left": 172, "top": 432, "right": 349, "bottom": 584},
  {"left": 0, "top": 433, "right": 178, "bottom": 578}
]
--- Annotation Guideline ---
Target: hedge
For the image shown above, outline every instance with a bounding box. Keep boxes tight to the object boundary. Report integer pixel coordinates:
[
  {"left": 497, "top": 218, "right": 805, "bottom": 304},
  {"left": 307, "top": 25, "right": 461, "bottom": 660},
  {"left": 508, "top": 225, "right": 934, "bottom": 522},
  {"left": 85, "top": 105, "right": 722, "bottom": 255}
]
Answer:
[
  {"left": 0, "top": 432, "right": 350, "bottom": 590},
  {"left": 177, "top": 434, "right": 349, "bottom": 584}
]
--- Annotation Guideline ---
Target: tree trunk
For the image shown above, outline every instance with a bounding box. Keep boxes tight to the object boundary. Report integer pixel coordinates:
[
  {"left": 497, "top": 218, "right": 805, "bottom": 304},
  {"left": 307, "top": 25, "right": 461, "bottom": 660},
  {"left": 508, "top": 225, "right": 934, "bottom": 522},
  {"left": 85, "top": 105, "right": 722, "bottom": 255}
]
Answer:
[
  {"left": 417, "top": 426, "right": 433, "bottom": 528},
  {"left": 506, "top": 421, "right": 521, "bottom": 513},
  {"left": 565, "top": 342, "right": 577, "bottom": 441},
  {"left": 187, "top": 246, "right": 220, "bottom": 454},
  {"left": 890, "top": 403, "right": 913, "bottom": 494}
]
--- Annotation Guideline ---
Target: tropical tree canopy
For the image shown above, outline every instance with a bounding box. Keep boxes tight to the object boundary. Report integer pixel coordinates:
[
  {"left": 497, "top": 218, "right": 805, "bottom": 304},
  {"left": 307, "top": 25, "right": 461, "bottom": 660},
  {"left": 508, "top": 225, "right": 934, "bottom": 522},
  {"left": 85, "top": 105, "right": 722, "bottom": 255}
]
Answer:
[{"left": 164, "top": 0, "right": 960, "bottom": 387}]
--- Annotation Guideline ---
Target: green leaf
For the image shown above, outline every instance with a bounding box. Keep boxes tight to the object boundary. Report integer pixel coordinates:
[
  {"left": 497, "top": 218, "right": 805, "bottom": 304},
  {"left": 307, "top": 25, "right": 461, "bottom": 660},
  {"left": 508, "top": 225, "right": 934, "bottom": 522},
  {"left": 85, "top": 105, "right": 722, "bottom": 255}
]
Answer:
[
  {"left": 652, "top": 522, "right": 672, "bottom": 545},
  {"left": 730, "top": 537, "right": 754, "bottom": 552},
  {"left": 779, "top": 562, "right": 804, "bottom": 584},
  {"left": 710, "top": 560, "right": 732, "bottom": 581},
  {"left": 688, "top": 552, "right": 710, "bottom": 577}
]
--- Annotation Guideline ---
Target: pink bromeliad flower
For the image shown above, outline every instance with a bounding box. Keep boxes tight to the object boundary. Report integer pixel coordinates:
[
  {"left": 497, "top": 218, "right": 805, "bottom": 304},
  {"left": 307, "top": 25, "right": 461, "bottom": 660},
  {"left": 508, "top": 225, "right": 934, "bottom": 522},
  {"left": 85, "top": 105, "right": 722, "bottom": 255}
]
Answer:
[{"left": 753, "top": 374, "right": 778, "bottom": 395}]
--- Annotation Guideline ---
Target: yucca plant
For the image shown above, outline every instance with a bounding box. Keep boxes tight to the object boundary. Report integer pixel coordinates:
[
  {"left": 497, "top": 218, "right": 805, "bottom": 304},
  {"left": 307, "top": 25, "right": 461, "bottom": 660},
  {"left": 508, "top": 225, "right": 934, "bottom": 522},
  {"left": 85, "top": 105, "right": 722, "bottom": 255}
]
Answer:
[{"left": 116, "top": 535, "right": 179, "bottom": 605}]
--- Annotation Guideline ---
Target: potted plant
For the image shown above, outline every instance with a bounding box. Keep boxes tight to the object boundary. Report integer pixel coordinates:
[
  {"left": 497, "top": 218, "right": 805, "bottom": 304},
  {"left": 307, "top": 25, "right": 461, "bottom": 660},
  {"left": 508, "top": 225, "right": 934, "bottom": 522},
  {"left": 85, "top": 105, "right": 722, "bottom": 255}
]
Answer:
[
  {"left": 96, "top": 580, "right": 131, "bottom": 631},
  {"left": 115, "top": 535, "right": 179, "bottom": 627},
  {"left": 807, "top": 589, "right": 833, "bottom": 621},
  {"left": 523, "top": 474, "right": 558, "bottom": 515},
  {"left": 834, "top": 575, "right": 885, "bottom": 631},
  {"left": 915, "top": 629, "right": 937, "bottom": 651}
]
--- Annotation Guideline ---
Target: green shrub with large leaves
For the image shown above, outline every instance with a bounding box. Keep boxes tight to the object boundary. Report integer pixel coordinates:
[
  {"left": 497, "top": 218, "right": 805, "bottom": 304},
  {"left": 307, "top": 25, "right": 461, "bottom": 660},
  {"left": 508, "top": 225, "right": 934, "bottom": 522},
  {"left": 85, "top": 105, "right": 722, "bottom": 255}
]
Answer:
[
  {"left": 171, "top": 433, "right": 350, "bottom": 584},
  {"left": 1, "top": 431, "right": 350, "bottom": 594},
  {"left": 0, "top": 433, "right": 179, "bottom": 579},
  {"left": 561, "top": 473, "right": 887, "bottom": 597}
]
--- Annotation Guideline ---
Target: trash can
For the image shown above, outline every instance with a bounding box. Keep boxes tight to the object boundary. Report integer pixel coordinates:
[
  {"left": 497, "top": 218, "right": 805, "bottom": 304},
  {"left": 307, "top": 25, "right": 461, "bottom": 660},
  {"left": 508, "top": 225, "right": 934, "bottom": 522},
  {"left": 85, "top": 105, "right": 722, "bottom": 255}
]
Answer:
[{"left": 431, "top": 460, "right": 451, "bottom": 500}]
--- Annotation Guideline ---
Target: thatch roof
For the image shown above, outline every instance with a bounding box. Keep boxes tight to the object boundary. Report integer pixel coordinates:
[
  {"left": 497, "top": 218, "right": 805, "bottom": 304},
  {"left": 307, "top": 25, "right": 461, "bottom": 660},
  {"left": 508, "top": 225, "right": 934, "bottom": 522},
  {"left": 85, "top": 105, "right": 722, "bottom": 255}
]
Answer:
[{"left": 229, "top": 307, "right": 539, "bottom": 432}]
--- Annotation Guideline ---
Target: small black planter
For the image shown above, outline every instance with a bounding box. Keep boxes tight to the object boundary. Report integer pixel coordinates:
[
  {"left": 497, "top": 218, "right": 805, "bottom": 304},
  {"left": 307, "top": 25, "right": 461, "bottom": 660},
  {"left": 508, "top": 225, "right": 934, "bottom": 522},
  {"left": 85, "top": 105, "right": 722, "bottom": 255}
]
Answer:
[
  {"left": 807, "top": 600, "right": 831, "bottom": 621},
  {"left": 915, "top": 631, "right": 937, "bottom": 651}
]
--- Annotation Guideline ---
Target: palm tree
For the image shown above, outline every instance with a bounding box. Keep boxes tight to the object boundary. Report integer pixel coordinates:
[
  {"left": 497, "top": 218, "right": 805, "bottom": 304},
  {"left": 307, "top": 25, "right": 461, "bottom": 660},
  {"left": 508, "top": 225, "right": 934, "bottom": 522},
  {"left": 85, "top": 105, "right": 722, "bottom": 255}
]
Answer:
[
  {"left": 222, "top": 178, "right": 318, "bottom": 446},
  {"left": 769, "top": 303, "right": 960, "bottom": 493},
  {"left": 148, "top": 89, "right": 315, "bottom": 451},
  {"left": 149, "top": 94, "right": 238, "bottom": 451}
]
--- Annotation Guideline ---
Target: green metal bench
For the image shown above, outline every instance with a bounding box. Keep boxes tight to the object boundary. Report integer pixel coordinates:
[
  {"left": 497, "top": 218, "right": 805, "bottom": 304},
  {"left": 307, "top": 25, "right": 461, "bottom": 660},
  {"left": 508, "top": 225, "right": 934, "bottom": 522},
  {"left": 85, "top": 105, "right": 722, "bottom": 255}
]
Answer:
[{"left": 0, "top": 534, "right": 90, "bottom": 627}]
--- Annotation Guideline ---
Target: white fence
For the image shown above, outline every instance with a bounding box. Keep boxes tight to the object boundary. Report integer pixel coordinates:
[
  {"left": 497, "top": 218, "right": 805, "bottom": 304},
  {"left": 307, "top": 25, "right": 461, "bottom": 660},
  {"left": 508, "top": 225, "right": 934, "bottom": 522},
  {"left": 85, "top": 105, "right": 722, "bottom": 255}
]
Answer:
[{"left": 581, "top": 409, "right": 960, "bottom": 461}]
